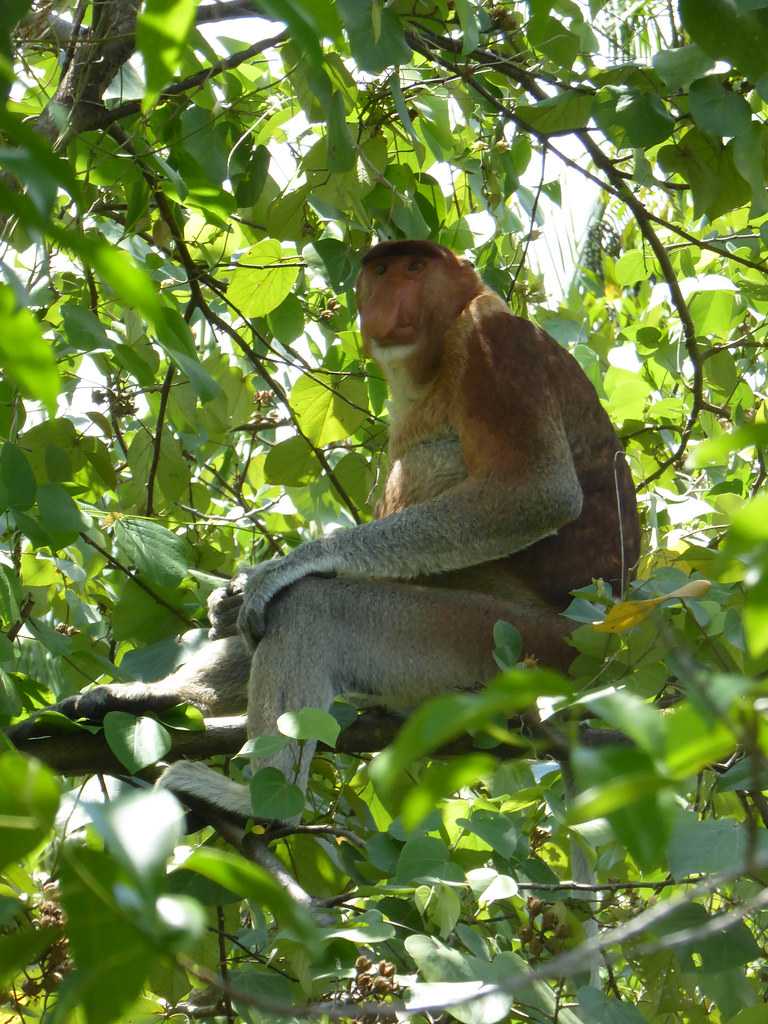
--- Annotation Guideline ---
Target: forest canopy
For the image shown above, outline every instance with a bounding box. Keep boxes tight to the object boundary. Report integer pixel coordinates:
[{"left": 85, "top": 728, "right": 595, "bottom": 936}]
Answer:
[{"left": 1, "top": 1, "right": 768, "bottom": 1022}]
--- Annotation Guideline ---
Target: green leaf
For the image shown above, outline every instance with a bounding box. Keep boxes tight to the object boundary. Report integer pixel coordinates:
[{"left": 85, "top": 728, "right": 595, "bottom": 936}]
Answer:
[
  {"left": 304, "top": 237, "right": 359, "bottom": 291},
  {"left": 517, "top": 91, "right": 594, "bottom": 134},
  {"left": 326, "top": 90, "right": 355, "bottom": 172},
  {"left": 268, "top": 292, "right": 305, "bottom": 343},
  {"left": 426, "top": 883, "right": 462, "bottom": 939},
  {"left": 528, "top": 14, "right": 580, "bottom": 67},
  {"left": 249, "top": 767, "right": 304, "bottom": 819},
  {"left": 663, "top": 705, "right": 735, "bottom": 778},
  {"left": 188, "top": 847, "right": 319, "bottom": 943},
  {"left": 649, "top": 902, "right": 761, "bottom": 974},
  {"left": 277, "top": 707, "right": 340, "bottom": 747},
  {"left": 614, "top": 249, "right": 655, "bottom": 286},
  {"left": 689, "top": 289, "right": 735, "bottom": 335},
  {"left": 37, "top": 482, "right": 83, "bottom": 549},
  {"left": 264, "top": 435, "right": 317, "bottom": 485},
  {"left": 60, "top": 846, "right": 156, "bottom": 1023},
  {"left": 680, "top": 0, "right": 768, "bottom": 81},
  {"left": 493, "top": 619, "right": 523, "bottom": 668},
  {"left": 390, "top": 76, "right": 425, "bottom": 162},
  {"left": 456, "top": 809, "right": 519, "bottom": 859},
  {"left": 234, "top": 144, "right": 270, "bottom": 206},
  {"left": 86, "top": 788, "right": 185, "bottom": 884},
  {"left": 153, "top": 306, "right": 221, "bottom": 401},
  {"left": 103, "top": 711, "right": 173, "bottom": 773},
  {"left": 455, "top": 0, "right": 480, "bottom": 54},
  {"left": 471, "top": 871, "right": 519, "bottom": 907},
  {"left": 733, "top": 122, "right": 768, "bottom": 215},
  {"left": 596, "top": 89, "right": 675, "bottom": 148},
  {"left": 259, "top": 0, "right": 323, "bottom": 67},
  {"left": 668, "top": 815, "right": 748, "bottom": 875},
  {"left": 291, "top": 373, "right": 367, "bottom": 445},
  {"left": 136, "top": 0, "right": 198, "bottom": 106},
  {"left": 586, "top": 691, "right": 665, "bottom": 755},
  {"left": 370, "top": 669, "right": 570, "bottom": 806},
  {"left": 0, "top": 0, "right": 31, "bottom": 31},
  {"left": 228, "top": 239, "right": 300, "bottom": 317},
  {"left": 404, "top": 935, "right": 514, "bottom": 1024},
  {"left": 400, "top": 754, "right": 496, "bottom": 830},
  {"left": 324, "top": 908, "right": 397, "bottom": 943},
  {"left": 715, "top": 755, "right": 768, "bottom": 791},
  {"left": 237, "top": 734, "right": 290, "bottom": 759},
  {"left": 577, "top": 986, "right": 647, "bottom": 1023},
  {"left": 572, "top": 746, "right": 668, "bottom": 871},
  {"left": 658, "top": 129, "right": 751, "bottom": 220},
  {"left": 0, "top": 564, "right": 21, "bottom": 622},
  {"left": 652, "top": 45, "right": 714, "bottom": 90},
  {"left": 0, "top": 926, "right": 60, "bottom": 988},
  {"left": 0, "top": 443, "right": 36, "bottom": 511},
  {"left": 158, "top": 702, "right": 205, "bottom": 731},
  {"left": 0, "top": 287, "right": 59, "bottom": 414},
  {"left": 0, "top": 146, "right": 60, "bottom": 218},
  {"left": 570, "top": 767, "right": 666, "bottom": 821},
  {"left": 744, "top": 573, "right": 768, "bottom": 656},
  {"left": 114, "top": 518, "right": 191, "bottom": 589},
  {"left": 91, "top": 245, "right": 163, "bottom": 324},
  {"left": 61, "top": 303, "right": 110, "bottom": 352},
  {"left": 396, "top": 836, "right": 457, "bottom": 883},
  {"left": 0, "top": 751, "right": 60, "bottom": 871},
  {"left": 336, "top": 0, "right": 411, "bottom": 73},
  {"left": 689, "top": 423, "right": 768, "bottom": 466},
  {"left": 689, "top": 76, "right": 753, "bottom": 138}
]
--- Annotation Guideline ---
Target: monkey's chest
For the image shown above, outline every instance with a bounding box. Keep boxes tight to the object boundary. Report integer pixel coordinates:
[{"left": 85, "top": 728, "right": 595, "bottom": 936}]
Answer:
[{"left": 378, "top": 432, "right": 467, "bottom": 515}]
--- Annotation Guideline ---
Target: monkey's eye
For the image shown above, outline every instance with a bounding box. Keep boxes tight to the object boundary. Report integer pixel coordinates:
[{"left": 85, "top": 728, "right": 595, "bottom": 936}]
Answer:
[
  {"left": 374, "top": 264, "right": 387, "bottom": 276},
  {"left": 408, "top": 258, "right": 425, "bottom": 272}
]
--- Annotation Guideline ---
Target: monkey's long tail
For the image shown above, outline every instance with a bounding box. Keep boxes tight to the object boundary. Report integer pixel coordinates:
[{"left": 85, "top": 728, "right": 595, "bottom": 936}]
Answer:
[{"left": 158, "top": 761, "right": 253, "bottom": 820}]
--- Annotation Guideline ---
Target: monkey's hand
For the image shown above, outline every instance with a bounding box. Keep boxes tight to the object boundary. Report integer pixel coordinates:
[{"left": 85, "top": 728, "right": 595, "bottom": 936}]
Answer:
[
  {"left": 208, "top": 559, "right": 292, "bottom": 646},
  {"left": 236, "top": 560, "right": 291, "bottom": 651},
  {"left": 212, "top": 546, "right": 336, "bottom": 648},
  {"left": 207, "top": 570, "right": 253, "bottom": 640}
]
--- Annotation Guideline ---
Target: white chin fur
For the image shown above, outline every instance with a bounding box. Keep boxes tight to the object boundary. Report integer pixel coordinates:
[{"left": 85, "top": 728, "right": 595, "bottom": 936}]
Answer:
[{"left": 369, "top": 340, "right": 416, "bottom": 365}]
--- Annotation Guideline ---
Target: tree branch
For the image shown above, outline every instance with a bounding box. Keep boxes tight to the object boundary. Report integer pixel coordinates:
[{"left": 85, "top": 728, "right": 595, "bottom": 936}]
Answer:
[
  {"left": 196, "top": 2, "right": 261, "bottom": 24},
  {"left": 96, "top": 30, "right": 289, "bottom": 130},
  {"left": 38, "top": 0, "right": 141, "bottom": 143},
  {"left": 8, "top": 707, "right": 628, "bottom": 776}
]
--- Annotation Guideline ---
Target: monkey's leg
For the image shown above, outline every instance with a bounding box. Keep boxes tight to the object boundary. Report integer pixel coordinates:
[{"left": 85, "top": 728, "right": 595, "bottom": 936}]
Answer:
[
  {"left": 160, "top": 576, "right": 573, "bottom": 818},
  {"left": 8, "top": 636, "right": 251, "bottom": 741}
]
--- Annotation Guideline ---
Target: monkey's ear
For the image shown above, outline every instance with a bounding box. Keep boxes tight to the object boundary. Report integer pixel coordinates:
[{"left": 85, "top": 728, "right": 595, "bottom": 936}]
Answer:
[{"left": 459, "top": 258, "right": 474, "bottom": 269}]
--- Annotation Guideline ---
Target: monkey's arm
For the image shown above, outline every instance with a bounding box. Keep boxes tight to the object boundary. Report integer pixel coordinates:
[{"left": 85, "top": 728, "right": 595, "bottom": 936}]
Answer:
[{"left": 225, "top": 316, "right": 583, "bottom": 645}]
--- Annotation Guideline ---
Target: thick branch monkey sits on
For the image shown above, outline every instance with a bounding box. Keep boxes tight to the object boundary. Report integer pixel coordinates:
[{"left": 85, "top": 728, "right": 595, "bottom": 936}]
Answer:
[{"left": 20, "top": 241, "right": 640, "bottom": 818}]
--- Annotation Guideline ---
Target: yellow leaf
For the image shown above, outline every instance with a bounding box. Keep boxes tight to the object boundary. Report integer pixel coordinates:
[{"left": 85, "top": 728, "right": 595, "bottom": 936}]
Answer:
[{"left": 593, "top": 580, "right": 711, "bottom": 633}]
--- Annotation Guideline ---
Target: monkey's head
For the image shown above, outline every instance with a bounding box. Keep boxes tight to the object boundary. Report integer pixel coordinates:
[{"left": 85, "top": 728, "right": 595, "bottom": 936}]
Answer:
[{"left": 356, "top": 240, "right": 481, "bottom": 361}]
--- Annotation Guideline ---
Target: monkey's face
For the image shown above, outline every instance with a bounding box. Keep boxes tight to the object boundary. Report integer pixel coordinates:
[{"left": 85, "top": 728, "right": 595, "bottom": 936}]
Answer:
[
  {"left": 357, "top": 251, "right": 434, "bottom": 354},
  {"left": 357, "top": 247, "right": 480, "bottom": 361}
]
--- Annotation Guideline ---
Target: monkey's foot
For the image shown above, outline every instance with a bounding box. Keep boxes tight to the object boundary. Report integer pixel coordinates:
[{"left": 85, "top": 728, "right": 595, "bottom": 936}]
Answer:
[{"left": 7, "top": 683, "right": 182, "bottom": 741}]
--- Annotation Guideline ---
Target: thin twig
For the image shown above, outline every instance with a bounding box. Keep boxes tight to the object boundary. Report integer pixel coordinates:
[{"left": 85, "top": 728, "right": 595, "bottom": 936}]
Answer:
[
  {"left": 79, "top": 532, "right": 193, "bottom": 626},
  {"left": 216, "top": 906, "right": 234, "bottom": 1024},
  {"left": 97, "top": 31, "right": 289, "bottom": 129},
  {"left": 145, "top": 364, "right": 174, "bottom": 517},
  {"left": 201, "top": 303, "right": 363, "bottom": 523},
  {"left": 407, "top": 30, "right": 705, "bottom": 485}
]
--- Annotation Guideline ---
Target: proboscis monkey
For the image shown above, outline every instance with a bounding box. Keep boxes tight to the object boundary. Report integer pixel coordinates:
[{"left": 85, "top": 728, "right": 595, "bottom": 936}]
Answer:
[{"left": 11, "top": 241, "right": 639, "bottom": 818}]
